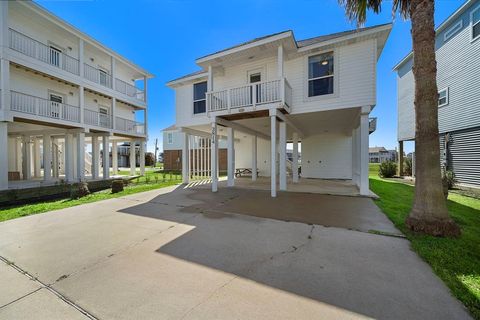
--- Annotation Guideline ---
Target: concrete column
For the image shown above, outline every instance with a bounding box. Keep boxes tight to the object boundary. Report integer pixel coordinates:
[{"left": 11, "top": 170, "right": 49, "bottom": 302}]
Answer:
[
  {"left": 91, "top": 136, "right": 100, "bottom": 179},
  {"left": 15, "top": 137, "right": 21, "bottom": 172},
  {"left": 111, "top": 56, "right": 116, "bottom": 91},
  {"left": 399, "top": 140, "right": 404, "bottom": 176},
  {"left": 111, "top": 98, "right": 116, "bottom": 131},
  {"left": 33, "top": 138, "right": 41, "bottom": 178},
  {"left": 211, "top": 121, "right": 218, "bottom": 192},
  {"left": 78, "top": 39, "right": 84, "bottom": 77},
  {"left": 190, "top": 135, "right": 195, "bottom": 178},
  {"left": 0, "top": 2, "right": 8, "bottom": 51},
  {"left": 79, "top": 86, "right": 85, "bottom": 124},
  {"left": 207, "top": 65, "right": 213, "bottom": 91},
  {"left": 22, "top": 136, "right": 31, "bottom": 180},
  {"left": 65, "top": 133, "right": 74, "bottom": 182},
  {"left": 77, "top": 133, "right": 85, "bottom": 181},
  {"left": 129, "top": 140, "right": 136, "bottom": 175},
  {"left": 277, "top": 45, "right": 284, "bottom": 78},
  {"left": 143, "top": 76, "right": 148, "bottom": 134},
  {"left": 252, "top": 135, "right": 257, "bottom": 181},
  {"left": 140, "top": 139, "right": 145, "bottom": 176},
  {"left": 111, "top": 141, "right": 118, "bottom": 175},
  {"left": 0, "top": 59, "right": 10, "bottom": 118},
  {"left": 279, "top": 121, "right": 287, "bottom": 191},
  {"left": 102, "top": 135, "right": 109, "bottom": 179},
  {"left": 43, "top": 135, "right": 52, "bottom": 181},
  {"left": 182, "top": 133, "right": 189, "bottom": 183},
  {"left": 359, "top": 107, "right": 370, "bottom": 195},
  {"left": 227, "top": 127, "right": 234, "bottom": 187},
  {"left": 52, "top": 138, "right": 59, "bottom": 178},
  {"left": 292, "top": 132, "right": 299, "bottom": 183},
  {"left": 270, "top": 115, "right": 277, "bottom": 197},
  {"left": 0, "top": 122, "right": 8, "bottom": 190}
]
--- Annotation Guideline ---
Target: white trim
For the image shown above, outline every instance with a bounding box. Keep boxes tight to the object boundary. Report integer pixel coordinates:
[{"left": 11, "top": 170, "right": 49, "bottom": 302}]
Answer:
[
  {"left": 303, "top": 50, "right": 338, "bottom": 102},
  {"left": 471, "top": 5, "right": 480, "bottom": 42},
  {"left": 438, "top": 87, "right": 449, "bottom": 108},
  {"left": 444, "top": 20, "right": 463, "bottom": 41}
]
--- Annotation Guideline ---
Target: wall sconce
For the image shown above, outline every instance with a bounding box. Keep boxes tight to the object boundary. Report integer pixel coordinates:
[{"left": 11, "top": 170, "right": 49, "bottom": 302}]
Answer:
[
  {"left": 67, "top": 46, "right": 72, "bottom": 51},
  {"left": 69, "top": 92, "right": 74, "bottom": 96},
  {"left": 94, "top": 99, "right": 98, "bottom": 103},
  {"left": 90, "top": 58, "right": 94, "bottom": 62}
]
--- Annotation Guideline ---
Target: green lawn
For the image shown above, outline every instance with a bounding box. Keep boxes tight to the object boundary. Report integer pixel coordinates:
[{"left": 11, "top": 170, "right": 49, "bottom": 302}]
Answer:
[{"left": 369, "top": 174, "right": 480, "bottom": 319}]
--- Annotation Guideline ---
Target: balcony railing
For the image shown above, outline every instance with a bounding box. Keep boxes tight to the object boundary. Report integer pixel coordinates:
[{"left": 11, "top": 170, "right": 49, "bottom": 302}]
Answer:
[
  {"left": 207, "top": 78, "right": 292, "bottom": 113},
  {"left": 115, "top": 116, "right": 145, "bottom": 135},
  {"left": 115, "top": 78, "right": 145, "bottom": 102},
  {"left": 84, "top": 63, "right": 112, "bottom": 89},
  {"left": 9, "top": 29, "right": 80, "bottom": 76},
  {"left": 84, "top": 109, "right": 112, "bottom": 129},
  {"left": 10, "top": 91, "right": 80, "bottom": 123}
]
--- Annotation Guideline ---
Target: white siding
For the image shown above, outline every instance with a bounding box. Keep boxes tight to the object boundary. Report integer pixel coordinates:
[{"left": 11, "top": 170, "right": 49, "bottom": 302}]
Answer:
[{"left": 234, "top": 136, "right": 271, "bottom": 177}]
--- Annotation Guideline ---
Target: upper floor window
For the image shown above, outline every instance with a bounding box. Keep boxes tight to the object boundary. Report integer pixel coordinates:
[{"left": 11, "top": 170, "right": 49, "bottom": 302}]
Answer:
[
  {"left": 308, "top": 52, "right": 334, "bottom": 97},
  {"left": 99, "top": 68, "right": 109, "bottom": 87},
  {"left": 193, "top": 81, "right": 207, "bottom": 114},
  {"left": 444, "top": 20, "right": 463, "bottom": 41},
  {"left": 438, "top": 88, "right": 449, "bottom": 107},
  {"left": 472, "top": 6, "right": 480, "bottom": 41},
  {"left": 167, "top": 132, "right": 173, "bottom": 144}
]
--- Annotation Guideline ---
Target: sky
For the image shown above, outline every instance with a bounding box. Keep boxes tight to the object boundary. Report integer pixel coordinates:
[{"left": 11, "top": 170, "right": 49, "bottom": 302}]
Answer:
[{"left": 36, "top": 0, "right": 464, "bottom": 154}]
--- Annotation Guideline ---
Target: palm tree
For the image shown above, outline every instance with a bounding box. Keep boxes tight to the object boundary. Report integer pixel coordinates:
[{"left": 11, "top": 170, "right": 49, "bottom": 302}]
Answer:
[{"left": 339, "top": 0, "right": 460, "bottom": 237}]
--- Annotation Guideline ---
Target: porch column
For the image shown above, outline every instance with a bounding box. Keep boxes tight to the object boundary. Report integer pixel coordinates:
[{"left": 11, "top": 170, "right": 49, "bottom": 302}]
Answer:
[
  {"left": 0, "top": 122, "right": 8, "bottom": 190},
  {"left": 33, "top": 138, "right": 41, "bottom": 178},
  {"left": 112, "top": 141, "right": 118, "bottom": 175},
  {"left": 398, "top": 140, "right": 404, "bottom": 176},
  {"left": 102, "top": 135, "right": 110, "bottom": 179},
  {"left": 79, "top": 86, "right": 85, "bottom": 124},
  {"left": 76, "top": 132, "right": 85, "bottom": 181},
  {"left": 91, "top": 136, "right": 100, "bottom": 179},
  {"left": 277, "top": 45, "right": 284, "bottom": 78},
  {"left": 129, "top": 140, "right": 136, "bottom": 175},
  {"left": 43, "top": 134, "right": 52, "bottom": 181},
  {"left": 190, "top": 135, "right": 195, "bottom": 178},
  {"left": 270, "top": 114, "right": 277, "bottom": 197},
  {"left": 279, "top": 121, "right": 287, "bottom": 191},
  {"left": 65, "top": 133, "right": 74, "bottom": 182},
  {"left": 182, "top": 132, "right": 189, "bottom": 183},
  {"left": 227, "top": 127, "right": 234, "bottom": 187},
  {"left": 351, "top": 127, "right": 357, "bottom": 185},
  {"left": 252, "top": 135, "right": 257, "bottom": 181},
  {"left": 52, "top": 138, "right": 59, "bottom": 178},
  {"left": 22, "top": 136, "right": 31, "bottom": 180},
  {"left": 211, "top": 121, "right": 218, "bottom": 192},
  {"left": 292, "top": 132, "right": 299, "bottom": 183},
  {"left": 140, "top": 139, "right": 145, "bottom": 175},
  {"left": 359, "top": 106, "right": 370, "bottom": 195},
  {"left": 0, "top": 59, "right": 10, "bottom": 119}
]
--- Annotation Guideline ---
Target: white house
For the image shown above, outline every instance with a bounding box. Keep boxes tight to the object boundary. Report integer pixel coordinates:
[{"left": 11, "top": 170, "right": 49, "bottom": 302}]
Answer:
[
  {"left": 167, "top": 24, "right": 391, "bottom": 197},
  {"left": 0, "top": 1, "right": 153, "bottom": 190}
]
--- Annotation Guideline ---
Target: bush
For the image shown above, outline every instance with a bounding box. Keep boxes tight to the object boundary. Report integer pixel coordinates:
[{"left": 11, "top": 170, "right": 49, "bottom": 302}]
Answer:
[
  {"left": 404, "top": 157, "right": 413, "bottom": 176},
  {"left": 378, "top": 161, "right": 397, "bottom": 178},
  {"left": 70, "top": 182, "right": 90, "bottom": 199},
  {"left": 443, "top": 170, "right": 456, "bottom": 190},
  {"left": 145, "top": 152, "right": 155, "bottom": 166},
  {"left": 111, "top": 180, "right": 124, "bottom": 193}
]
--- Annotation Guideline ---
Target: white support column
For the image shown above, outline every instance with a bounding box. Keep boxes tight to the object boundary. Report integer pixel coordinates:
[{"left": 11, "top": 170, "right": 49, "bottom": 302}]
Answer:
[
  {"left": 52, "top": 138, "right": 59, "bottom": 178},
  {"left": 43, "top": 134, "right": 52, "bottom": 181},
  {"left": 277, "top": 45, "right": 284, "bottom": 79},
  {"left": 129, "top": 140, "right": 136, "bottom": 175},
  {"left": 252, "top": 135, "right": 257, "bottom": 181},
  {"left": 91, "top": 136, "right": 100, "bottom": 179},
  {"left": 143, "top": 75, "right": 148, "bottom": 134},
  {"left": 182, "top": 133, "right": 189, "bottom": 183},
  {"left": 111, "top": 56, "right": 116, "bottom": 91},
  {"left": 207, "top": 65, "right": 213, "bottom": 91},
  {"left": 139, "top": 139, "right": 145, "bottom": 176},
  {"left": 79, "top": 86, "right": 85, "bottom": 124},
  {"left": 102, "top": 135, "right": 109, "bottom": 179},
  {"left": 111, "top": 141, "right": 118, "bottom": 175},
  {"left": 227, "top": 127, "right": 234, "bottom": 187},
  {"left": 111, "top": 98, "right": 116, "bottom": 131},
  {"left": 359, "top": 106, "right": 371, "bottom": 195},
  {"left": 0, "top": 122, "right": 8, "bottom": 190},
  {"left": 292, "top": 132, "right": 299, "bottom": 183},
  {"left": 65, "top": 133, "right": 74, "bottom": 182},
  {"left": 33, "top": 138, "right": 41, "bottom": 178},
  {"left": 0, "top": 59, "right": 10, "bottom": 118},
  {"left": 78, "top": 39, "right": 84, "bottom": 78},
  {"left": 279, "top": 122, "right": 287, "bottom": 191},
  {"left": 270, "top": 115, "right": 277, "bottom": 197},
  {"left": 351, "top": 127, "right": 358, "bottom": 185},
  {"left": 22, "top": 136, "right": 31, "bottom": 180},
  {"left": 76, "top": 132, "right": 85, "bottom": 181},
  {"left": 211, "top": 121, "right": 218, "bottom": 192},
  {"left": 190, "top": 135, "right": 194, "bottom": 179}
]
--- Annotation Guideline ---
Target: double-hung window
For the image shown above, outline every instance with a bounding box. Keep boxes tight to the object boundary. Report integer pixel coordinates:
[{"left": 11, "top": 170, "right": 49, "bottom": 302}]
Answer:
[
  {"left": 193, "top": 81, "right": 207, "bottom": 114},
  {"left": 167, "top": 132, "right": 173, "bottom": 144},
  {"left": 438, "top": 88, "right": 449, "bottom": 107},
  {"left": 308, "top": 52, "right": 334, "bottom": 97},
  {"left": 472, "top": 6, "right": 480, "bottom": 41}
]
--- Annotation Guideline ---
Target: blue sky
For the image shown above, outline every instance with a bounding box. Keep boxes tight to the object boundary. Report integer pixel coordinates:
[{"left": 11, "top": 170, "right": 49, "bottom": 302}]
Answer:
[{"left": 36, "top": 0, "right": 464, "bottom": 154}]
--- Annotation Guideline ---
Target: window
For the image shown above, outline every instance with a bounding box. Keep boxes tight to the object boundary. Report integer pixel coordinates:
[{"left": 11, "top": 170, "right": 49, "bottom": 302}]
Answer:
[
  {"left": 167, "top": 132, "right": 173, "bottom": 144},
  {"left": 49, "top": 93, "right": 63, "bottom": 118},
  {"left": 99, "top": 106, "right": 110, "bottom": 127},
  {"left": 249, "top": 73, "right": 261, "bottom": 83},
  {"left": 99, "top": 69, "right": 109, "bottom": 87},
  {"left": 193, "top": 81, "right": 207, "bottom": 114},
  {"left": 308, "top": 52, "right": 334, "bottom": 97},
  {"left": 444, "top": 20, "right": 463, "bottom": 41},
  {"left": 472, "top": 6, "right": 480, "bottom": 41},
  {"left": 438, "top": 88, "right": 449, "bottom": 107}
]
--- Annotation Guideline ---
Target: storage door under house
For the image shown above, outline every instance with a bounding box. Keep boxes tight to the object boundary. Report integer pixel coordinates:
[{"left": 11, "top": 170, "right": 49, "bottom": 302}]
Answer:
[{"left": 441, "top": 128, "right": 480, "bottom": 186}]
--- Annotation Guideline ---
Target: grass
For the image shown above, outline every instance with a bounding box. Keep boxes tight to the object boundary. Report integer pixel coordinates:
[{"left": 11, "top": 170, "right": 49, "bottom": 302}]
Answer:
[{"left": 369, "top": 170, "right": 480, "bottom": 319}]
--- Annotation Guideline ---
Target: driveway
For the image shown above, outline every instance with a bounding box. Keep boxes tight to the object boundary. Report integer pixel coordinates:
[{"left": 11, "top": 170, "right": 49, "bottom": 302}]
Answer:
[{"left": 0, "top": 185, "right": 471, "bottom": 319}]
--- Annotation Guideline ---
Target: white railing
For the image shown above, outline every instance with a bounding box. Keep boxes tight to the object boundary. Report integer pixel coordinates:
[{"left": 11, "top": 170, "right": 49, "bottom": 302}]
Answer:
[
  {"left": 11, "top": 91, "right": 80, "bottom": 123},
  {"left": 207, "top": 78, "right": 291, "bottom": 113},
  {"left": 9, "top": 29, "right": 80, "bottom": 75},
  {"left": 84, "top": 109, "right": 112, "bottom": 128},
  {"left": 84, "top": 63, "right": 112, "bottom": 89},
  {"left": 115, "top": 78, "right": 145, "bottom": 102},
  {"left": 115, "top": 116, "right": 145, "bottom": 135}
]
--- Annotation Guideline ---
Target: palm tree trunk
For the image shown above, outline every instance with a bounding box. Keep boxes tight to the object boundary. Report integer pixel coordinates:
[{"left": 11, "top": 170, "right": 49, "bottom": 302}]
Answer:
[{"left": 405, "top": 0, "right": 460, "bottom": 236}]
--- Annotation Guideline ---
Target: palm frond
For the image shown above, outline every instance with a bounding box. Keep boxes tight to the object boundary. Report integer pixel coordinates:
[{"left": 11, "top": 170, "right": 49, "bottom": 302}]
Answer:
[{"left": 338, "top": 0, "right": 410, "bottom": 26}]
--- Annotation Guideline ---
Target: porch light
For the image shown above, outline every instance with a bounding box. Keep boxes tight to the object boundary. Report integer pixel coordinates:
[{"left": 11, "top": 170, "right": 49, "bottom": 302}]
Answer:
[{"left": 321, "top": 60, "right": 328, "bottom": 65}]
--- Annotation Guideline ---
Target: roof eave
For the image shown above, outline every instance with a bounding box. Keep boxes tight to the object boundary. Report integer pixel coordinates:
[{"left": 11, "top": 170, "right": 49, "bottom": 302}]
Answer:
[{"left": 166, "top": 71, "right": 208, "bottom": 88}]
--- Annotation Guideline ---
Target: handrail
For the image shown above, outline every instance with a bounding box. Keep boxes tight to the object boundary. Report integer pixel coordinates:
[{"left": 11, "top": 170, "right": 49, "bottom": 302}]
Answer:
[
  {"left": 84, "top": 108, "right": 112, "bottom": 129},
  {"left": 115, "top": 78, "right": 145, "bottom": 101},
  {"left": 84, "top": 63, "right": 112, "bottom": 88},
  {"left": 115, "top": 116, "right": 145, "bottom": 135}
]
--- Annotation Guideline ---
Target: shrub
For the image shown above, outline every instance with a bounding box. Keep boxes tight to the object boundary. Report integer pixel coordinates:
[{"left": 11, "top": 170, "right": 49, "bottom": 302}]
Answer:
[
  {"left": 70, "top": 182, "right": 90, "bottom": 199},
  {"left": 111, "top": 180, "right": 124, "bottom": 193},
  {"left": 378, "top": 160, "right": 397, "bottom": 178},
  {"left": 443, "top": 170, "right": 456, "bottom": 190},
  {"left": 404, "top": 157, "right": 413, "bottom": 176}
]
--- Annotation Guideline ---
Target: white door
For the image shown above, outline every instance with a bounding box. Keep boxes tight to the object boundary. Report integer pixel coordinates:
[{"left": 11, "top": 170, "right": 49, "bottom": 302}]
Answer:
[
  {"left": 247, "top": 69, "right": 262, "bottom": 104},
  {"left": 49, "top": 93, "right": 63, "bottom": 119},
  {"left": 99, "top": 107, "right": 110, "bottom": 128}
]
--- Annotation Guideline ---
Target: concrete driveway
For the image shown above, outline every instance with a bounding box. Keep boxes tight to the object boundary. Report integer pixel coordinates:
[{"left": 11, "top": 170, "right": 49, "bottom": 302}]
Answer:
[{"left": 0, "top": 185, "right": 471, "bottom": 319}]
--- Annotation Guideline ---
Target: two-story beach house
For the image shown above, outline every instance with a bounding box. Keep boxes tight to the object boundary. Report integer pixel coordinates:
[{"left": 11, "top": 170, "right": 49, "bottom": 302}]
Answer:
[
  {"left": 167, "top": 24, "right": 391, "bottom": 197},
  {"left": 395, "top": 0, "right": 480, "bottom": 186},
  {"left": 0, "top": 1, "right": 153, "bottom": 190}
]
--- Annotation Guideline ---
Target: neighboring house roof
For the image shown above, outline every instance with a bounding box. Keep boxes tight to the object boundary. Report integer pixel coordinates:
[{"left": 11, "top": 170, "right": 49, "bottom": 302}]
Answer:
[
  {"left": 393, "top": 0, "right": 476, "bottom": 71},
  {"left": 166, "top": 70, "right": 208, "bottom": 85},
  {"left": 369, "top": 147, "right": 388, "bottom": 153},
  {"left": 162, "top": 124, "right": 178, "bottom": 131}
]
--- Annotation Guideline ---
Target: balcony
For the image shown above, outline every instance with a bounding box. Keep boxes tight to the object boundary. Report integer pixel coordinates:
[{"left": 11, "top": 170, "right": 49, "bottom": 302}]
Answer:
[
  {"left": 115, "top": 117, "right": 145, "bottom": 135},
  {"left": 207, "top": 78, "right": 292, "bottom": 114},
  {"left": 115, "top": 78, "right": 145, "bottom": 102},
  {"left": 10, "top": 91, "right": 81, "bottom": 123},
  {"left": 84, "top": 109, "right": 112, "bottom": 129}
]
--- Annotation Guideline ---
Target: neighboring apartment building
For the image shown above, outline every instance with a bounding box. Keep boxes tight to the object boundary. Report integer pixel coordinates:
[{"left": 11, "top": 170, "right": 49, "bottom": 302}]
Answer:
[
  {"left": 369, "top": 147, "right": 397, "bottom": 163},
  {"left": 394, "top": 0, "right": 480, "bottom": 186},
  {"left": 0, "top": 1, "right": 153, "bottom": 190},
  {"left": 167, "top": 24, "right": 391, "bottom": 197}
]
